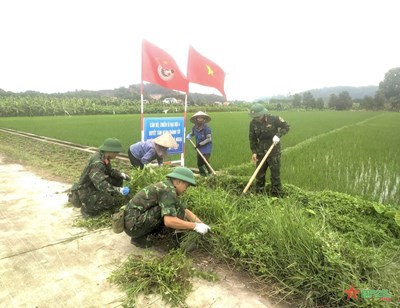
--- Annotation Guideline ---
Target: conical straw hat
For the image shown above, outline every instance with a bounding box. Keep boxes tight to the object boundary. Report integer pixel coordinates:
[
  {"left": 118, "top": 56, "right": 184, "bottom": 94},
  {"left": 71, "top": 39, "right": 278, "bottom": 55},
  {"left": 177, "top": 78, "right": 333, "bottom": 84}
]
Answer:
[
  {"left": 190, "top": 111, "right": 211, "bottom": 124},
  {"left": 153, "top": 132, "right": 178, "bottom": 149}
]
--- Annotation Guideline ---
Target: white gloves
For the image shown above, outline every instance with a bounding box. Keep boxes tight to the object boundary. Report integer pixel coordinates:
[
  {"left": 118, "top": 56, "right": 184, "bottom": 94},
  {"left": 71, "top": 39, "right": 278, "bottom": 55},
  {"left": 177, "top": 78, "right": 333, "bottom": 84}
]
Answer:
[
  {"left": 119, "top": 186, "right": 130, "bottom": 196},
  {"left": 272, "top": 135, "right": 280, "bottom": 145},
  {"left": 121, "top": 173, "right": 131, "bottom": 181},
  {"left": 194, "top": 222, "right": 211, "bottom": 234}
]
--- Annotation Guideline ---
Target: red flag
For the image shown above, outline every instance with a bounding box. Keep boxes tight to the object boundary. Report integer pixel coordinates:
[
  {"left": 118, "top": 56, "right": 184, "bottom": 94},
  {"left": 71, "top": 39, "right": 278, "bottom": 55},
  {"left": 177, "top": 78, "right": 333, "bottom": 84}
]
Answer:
[
  {"left": 187, "top": 46, "right": 226, "bottom": 98},
  {"left": 142, "top": 39, "right": 188, "bottom": 92}
]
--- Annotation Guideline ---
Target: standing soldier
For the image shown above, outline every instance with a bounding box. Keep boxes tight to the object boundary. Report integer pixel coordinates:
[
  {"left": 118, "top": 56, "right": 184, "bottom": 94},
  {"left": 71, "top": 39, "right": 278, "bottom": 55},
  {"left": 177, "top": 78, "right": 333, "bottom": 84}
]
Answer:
[
  {"left": 68, "top": 137, "right": 131, "bottom": 217},
  {"left": 186, "top": 111, "right": 213, "bottom": 176},
  {"left": 248, "top": 104, "right": 290, "bottom": 197}
]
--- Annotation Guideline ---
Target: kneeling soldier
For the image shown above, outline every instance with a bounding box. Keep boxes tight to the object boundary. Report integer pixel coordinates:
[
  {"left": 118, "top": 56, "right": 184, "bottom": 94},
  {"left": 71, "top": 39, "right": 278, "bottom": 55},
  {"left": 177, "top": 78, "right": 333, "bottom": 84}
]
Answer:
[
  {"left": 124, "top": 167, "right": 211, "bottom": 248},
  {"left": 69, "top": 137, "right": 131, "bottom": 217}
]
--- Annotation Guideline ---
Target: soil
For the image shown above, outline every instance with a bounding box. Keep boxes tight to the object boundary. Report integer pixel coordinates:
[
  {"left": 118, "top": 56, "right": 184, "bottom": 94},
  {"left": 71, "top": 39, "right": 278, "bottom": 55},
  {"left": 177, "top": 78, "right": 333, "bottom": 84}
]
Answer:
[{"left": 0, "top": 155, "right": 285, "bottom": 308}]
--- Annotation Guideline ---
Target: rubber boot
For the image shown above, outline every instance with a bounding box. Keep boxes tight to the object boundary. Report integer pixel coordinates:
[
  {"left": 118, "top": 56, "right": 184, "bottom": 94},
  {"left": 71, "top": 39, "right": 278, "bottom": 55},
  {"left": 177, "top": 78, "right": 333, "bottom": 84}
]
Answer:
[{"left": 130, "top": 236, "right": 153, "bottom": 248}]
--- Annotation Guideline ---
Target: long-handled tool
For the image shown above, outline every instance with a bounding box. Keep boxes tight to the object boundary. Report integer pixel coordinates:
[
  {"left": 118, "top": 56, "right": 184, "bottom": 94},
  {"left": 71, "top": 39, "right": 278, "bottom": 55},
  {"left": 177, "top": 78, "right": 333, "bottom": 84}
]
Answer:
[
  {"left": 187, "top": 138, "right": 217, "bottom": 175},
  {"left": 242, "top": 143, "right": 275, "bottom": 194}
]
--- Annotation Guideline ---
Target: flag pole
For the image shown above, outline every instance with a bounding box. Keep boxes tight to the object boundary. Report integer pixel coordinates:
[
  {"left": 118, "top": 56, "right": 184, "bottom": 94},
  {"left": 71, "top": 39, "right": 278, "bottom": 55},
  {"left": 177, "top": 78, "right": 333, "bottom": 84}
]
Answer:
[
  {"left": 182, "top": 93, "right": 188, "bottom": 166},
  {"left": 140, "top": 83, "right": 144, "bottom": 142}
]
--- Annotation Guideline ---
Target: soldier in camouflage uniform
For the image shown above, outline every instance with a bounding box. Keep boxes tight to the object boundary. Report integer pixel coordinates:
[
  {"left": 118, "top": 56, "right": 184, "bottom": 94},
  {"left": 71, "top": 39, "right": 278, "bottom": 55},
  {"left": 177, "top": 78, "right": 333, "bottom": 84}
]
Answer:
[
  {"left": 249, "top": 104, "right": 290, "bottom": 197},
  {"left": 68, "top": 138, "right": 131, "bottom": 217},
  {"left": 124, "top": 167, "right": 211, "bottom": 248}
]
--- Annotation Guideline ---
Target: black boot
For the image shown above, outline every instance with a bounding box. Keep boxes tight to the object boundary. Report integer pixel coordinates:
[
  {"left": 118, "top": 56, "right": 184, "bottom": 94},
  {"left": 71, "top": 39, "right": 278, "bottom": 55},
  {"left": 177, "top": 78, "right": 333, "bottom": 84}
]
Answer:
[{"left": 130, "top": 236, "right": 153, "bottom": 248}]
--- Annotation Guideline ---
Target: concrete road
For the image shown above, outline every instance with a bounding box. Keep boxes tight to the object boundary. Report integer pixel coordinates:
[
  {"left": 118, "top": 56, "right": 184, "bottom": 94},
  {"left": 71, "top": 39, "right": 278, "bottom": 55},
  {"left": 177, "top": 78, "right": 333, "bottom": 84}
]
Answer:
[{"left": 0, "top": 156, "right": 277, "bottom": 308}]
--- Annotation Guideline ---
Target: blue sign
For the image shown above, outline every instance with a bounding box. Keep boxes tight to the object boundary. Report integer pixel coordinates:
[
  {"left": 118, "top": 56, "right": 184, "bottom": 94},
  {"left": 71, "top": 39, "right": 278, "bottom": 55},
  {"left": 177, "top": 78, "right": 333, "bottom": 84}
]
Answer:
[{"left": 143, "top": 117, "right": 184, "bottom": 154}]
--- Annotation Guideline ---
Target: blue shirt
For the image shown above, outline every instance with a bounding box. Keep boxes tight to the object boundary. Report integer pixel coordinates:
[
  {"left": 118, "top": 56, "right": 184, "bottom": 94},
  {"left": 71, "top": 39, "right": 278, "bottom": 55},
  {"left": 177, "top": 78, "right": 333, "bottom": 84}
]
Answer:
[
  {"left": 191, "top": 124, "right": 212, "bottom": 154},
  {"left": 129, "top": 140, "right": 163, "bottom": 165}
]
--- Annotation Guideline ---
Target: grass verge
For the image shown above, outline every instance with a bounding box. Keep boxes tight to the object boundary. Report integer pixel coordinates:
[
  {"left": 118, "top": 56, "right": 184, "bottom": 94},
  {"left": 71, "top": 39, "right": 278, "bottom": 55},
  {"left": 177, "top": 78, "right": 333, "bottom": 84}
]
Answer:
[{"left": 1, "top": 130, "right": 399, "bottom": 307}]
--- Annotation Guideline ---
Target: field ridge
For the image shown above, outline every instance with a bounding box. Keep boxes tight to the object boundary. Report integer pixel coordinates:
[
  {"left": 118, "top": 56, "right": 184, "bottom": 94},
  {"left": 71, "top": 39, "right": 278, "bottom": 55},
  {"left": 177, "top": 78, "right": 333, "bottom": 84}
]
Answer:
[{"left": 282, "top": 113, "right": 384, "bottom": 155}]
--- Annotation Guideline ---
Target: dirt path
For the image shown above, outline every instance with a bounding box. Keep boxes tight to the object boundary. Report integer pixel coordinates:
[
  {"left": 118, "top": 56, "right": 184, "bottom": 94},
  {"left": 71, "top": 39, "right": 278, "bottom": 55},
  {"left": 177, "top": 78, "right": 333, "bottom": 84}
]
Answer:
[{"left": 0, "top": 155, "right": 280, "bottom": 308}]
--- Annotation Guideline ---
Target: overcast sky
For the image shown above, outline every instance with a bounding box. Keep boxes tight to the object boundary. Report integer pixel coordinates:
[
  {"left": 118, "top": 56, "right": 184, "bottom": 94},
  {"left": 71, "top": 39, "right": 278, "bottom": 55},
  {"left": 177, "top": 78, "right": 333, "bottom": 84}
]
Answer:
[{"left": 1, "top": 0, "right": 399, "bottom": 101}]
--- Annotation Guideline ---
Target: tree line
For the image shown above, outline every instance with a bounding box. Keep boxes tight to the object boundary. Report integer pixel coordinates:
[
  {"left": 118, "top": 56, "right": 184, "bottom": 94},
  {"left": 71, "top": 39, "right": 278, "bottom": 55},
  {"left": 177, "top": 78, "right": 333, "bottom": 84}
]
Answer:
[
  {"left": 1, "top": 68, "right": 399, "bottom": 117},
  {"left": 263, "top": 67, "right": 400, "bottom": 111}
]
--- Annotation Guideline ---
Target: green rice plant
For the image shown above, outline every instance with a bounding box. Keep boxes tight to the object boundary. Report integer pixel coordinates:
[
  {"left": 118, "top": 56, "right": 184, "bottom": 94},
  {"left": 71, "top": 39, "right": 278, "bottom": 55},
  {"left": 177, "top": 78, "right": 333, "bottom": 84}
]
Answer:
[
  {"left": 0, "top": 110, "right": 381, "bottom": 171},
  {"left": 282, "top": 112, "right": 400, "bottom": 205}
]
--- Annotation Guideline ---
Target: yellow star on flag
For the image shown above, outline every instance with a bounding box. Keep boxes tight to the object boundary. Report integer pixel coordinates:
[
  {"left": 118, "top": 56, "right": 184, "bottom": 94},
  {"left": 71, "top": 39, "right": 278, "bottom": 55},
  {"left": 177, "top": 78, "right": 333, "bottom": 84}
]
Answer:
[{"left": 206, "top": 65, "right": 214, "bottom": 76}]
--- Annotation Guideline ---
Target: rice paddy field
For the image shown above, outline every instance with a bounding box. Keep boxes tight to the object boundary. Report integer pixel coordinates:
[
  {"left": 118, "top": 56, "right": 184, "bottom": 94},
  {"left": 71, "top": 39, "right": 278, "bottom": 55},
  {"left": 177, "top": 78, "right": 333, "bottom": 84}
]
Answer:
[
  {"left": 1, "top": 110, "right": 400, "bottom": 306},
  {"left": 0, "top": 110, "right": 398, "bottom": 206}
]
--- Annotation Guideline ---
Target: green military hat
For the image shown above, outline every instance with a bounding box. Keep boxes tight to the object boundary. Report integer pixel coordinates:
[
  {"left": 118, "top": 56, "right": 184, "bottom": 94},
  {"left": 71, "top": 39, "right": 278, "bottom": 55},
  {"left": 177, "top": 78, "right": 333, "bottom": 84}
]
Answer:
[
  {"left": 99, "top": 138, "right": 123, "bottom": 152},
  {"left": 248, "top": 104, "right": 268, "bottom": 118},
  {"left": 166, "top": 167, "right": 196, "bottom": 186}
]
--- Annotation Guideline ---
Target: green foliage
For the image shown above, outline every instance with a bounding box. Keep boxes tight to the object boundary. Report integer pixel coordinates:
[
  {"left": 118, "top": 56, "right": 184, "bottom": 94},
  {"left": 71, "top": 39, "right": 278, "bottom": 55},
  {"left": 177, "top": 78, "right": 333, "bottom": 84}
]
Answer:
[
  {"left": 379, "top": 68, "right": 400, "bottom": 100},
  {"left": 127, "top": 166, "right": 172, "bottom": 195},
  {"left": 182, "top": 171, "right": 400, "bottom": 306},
  {"left": 0, "top": 131, "right": 399, "bottom": 307},
  {"left": 108, "top": 249, "right": 217, "bottom": 307},
  {"left": 378, "top": 67, "right": 400, "bottom": 111},
  {"left": 73, "top": 213, "right": 112, "bottom": 230}
]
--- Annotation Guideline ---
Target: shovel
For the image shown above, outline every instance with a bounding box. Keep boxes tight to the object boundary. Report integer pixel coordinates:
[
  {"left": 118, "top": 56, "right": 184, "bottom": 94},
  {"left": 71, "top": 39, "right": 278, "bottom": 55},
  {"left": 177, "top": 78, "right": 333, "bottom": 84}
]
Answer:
[
  {"left": 242, "top": 143, "right": 275, "bottom": 194},
  {"left": 187, "top": 138, "right": 217, "bottom": 175}
]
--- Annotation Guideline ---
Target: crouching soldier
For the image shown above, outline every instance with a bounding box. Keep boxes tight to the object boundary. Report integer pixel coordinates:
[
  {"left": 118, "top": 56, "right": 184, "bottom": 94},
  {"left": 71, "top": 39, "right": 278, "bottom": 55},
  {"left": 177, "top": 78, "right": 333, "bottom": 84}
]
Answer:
[
  {"left": 124, "top": 167, "right": 211, "bottom": 248},
  {"left": 68, "top": 137, "right": 131, "bottom": 217}
]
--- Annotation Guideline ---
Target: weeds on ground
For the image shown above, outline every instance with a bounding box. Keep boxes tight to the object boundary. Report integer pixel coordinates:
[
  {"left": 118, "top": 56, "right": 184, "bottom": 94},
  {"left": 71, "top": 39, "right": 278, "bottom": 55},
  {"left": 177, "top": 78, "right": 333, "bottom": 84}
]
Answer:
[
  {"left": 184, "top": 175, "right": 400, "bottom": 307},
  {"left": 108, "top": 249, "right": 218, "bottom": 307},
  {"left": 73, "top": 212, "right": 112, "bottom": 230},
  {"left": 2, "top": 133, "right": 399, "bottom": 307}
]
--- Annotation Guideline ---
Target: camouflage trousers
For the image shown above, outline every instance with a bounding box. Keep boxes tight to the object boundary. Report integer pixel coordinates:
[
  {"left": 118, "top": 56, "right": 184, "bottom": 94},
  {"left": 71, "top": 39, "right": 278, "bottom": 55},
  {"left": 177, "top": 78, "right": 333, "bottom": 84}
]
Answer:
[
  {"left": 79, "top": 177, "right": 124, "bottom": 216},
  {"left": 255, "top": 153, "right": 283, "bottom": 196},
  {"left": 124, "top": 206, "right": 164, "bottom": 239}
]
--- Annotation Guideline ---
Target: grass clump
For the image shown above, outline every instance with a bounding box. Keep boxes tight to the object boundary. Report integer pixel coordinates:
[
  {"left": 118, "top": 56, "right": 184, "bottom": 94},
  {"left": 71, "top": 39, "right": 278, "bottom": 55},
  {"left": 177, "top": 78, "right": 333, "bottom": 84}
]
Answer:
[
  {"left": 183, "top": 173, "right": 400, "bottom": 307},
  {"left": 73, "top": 212, "right": 112, "bottom": 230},
  {"left": 127, "top": 165, "right": 172, "bottom": 195},
  {"left": 108, "top": 249, "right": 218, "bottom": 307}
]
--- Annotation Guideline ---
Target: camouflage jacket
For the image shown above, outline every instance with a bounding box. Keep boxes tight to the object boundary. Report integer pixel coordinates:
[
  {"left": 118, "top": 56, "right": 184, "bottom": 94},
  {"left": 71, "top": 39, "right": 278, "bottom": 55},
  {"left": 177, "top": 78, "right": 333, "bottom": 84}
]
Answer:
[
  {"left": 249, "top": 114, "right": 290, "bottom": 156},
  {"left": 127, "top": 179, "right": 186, "bottom": 220},
  {"left": 76, "top": 151, "right": 122, "bottom": 194}
]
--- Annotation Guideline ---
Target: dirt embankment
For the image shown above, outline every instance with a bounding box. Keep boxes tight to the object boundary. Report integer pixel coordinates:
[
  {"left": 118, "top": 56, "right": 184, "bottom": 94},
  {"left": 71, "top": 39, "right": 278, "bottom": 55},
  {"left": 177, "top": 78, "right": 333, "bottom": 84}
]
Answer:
[{"left": 0, "top": 155, "right": 281, "bottom": 307}]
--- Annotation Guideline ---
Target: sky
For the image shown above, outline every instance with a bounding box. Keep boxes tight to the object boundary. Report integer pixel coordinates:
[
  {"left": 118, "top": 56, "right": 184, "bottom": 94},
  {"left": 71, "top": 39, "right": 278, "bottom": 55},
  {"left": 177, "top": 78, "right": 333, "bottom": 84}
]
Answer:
[{"left": 1, "top": 0, "right": 399, "bottom": 101}]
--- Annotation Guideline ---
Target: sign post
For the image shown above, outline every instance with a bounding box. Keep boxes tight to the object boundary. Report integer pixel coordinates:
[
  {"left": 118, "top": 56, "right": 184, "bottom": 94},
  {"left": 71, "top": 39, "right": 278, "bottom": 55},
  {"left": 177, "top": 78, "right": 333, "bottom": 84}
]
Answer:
[{"left": 143, "top": 117, "right": 185, "bottom": 165}]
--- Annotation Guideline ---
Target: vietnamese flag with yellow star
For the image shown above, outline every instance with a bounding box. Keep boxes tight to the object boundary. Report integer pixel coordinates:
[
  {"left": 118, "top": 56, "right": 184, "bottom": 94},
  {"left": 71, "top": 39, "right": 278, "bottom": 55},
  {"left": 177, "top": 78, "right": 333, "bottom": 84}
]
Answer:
[
  {"left": 187, "top": 46, "right": 226, "bottom": 98},
  {"left": 142, "top": 39, "right": 188, "bottom": 92}
]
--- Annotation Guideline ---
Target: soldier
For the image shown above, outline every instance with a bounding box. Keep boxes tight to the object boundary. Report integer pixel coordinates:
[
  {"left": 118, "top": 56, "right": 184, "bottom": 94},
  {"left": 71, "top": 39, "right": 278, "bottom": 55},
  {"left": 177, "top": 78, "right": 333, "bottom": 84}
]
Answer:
[
  {"left": 68, "top": 138, "right": 131, "bottom": 217},
  {"left": 248, "top": 104, "right": 290, "bottom": 197},
  {"left": 128, "top": 132, "right": 178, "bottom": 169},
  {"left": 124, "top": 167, "right": 211, "bottom": 248},
  {"left": 186, "top": 111, "right": 213, "bottom": 176}
]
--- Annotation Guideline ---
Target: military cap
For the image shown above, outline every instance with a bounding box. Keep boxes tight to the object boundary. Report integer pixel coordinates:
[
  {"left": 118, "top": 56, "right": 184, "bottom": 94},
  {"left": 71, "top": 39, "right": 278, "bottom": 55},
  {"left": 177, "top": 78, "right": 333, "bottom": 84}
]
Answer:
[
  {"left": 99, "top": 138, "right": 123, "bottom": 152},
  {"left": 166, "top": 167, "right": 196, "bottom": 186},
  {"left": 249, "top": 104, "right": 268, "bottom": 118}
]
